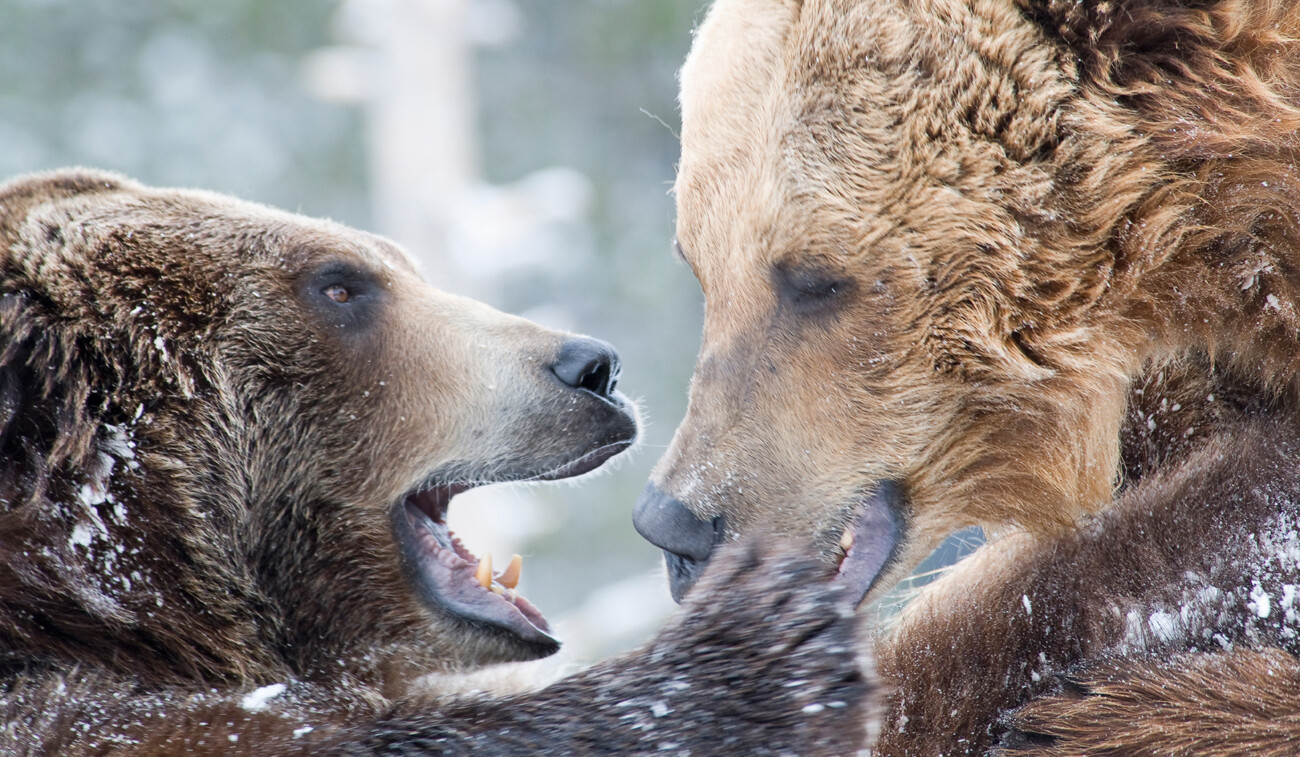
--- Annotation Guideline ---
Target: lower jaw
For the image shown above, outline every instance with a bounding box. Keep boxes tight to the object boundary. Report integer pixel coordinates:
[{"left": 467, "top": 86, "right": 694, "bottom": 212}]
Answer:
[
  {"left": 831, "top": 480, "right": 907, "bottom": 607},
  {"left": 392, "top": 503, "right": 560, "bottom": 660}
]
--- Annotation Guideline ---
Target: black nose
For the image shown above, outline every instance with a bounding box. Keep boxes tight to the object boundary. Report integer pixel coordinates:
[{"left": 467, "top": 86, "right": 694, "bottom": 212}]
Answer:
[
  {"left": 633, "top": 482, "right": 723, "bottom": 603},
  {"left": 551, "top": 337, "right": 621, "bottom": 398}
]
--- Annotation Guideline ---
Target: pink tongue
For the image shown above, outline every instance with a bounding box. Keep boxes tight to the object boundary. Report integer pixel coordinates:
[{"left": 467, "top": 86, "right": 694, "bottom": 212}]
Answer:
[{"left": 405, "top": 503, "right": 559, "bottom": 649}]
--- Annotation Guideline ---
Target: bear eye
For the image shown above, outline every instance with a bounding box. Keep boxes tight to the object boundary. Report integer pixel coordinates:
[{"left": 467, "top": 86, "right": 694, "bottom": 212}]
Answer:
[
  {"left": 299, "top": 260, "right": 382, "bottom": 334},
  {"left": 322, "top": 284, "right": 351, "bottom": 304},
  {"left": 773, "top": 259, "right": 854, "bottom": 312}
]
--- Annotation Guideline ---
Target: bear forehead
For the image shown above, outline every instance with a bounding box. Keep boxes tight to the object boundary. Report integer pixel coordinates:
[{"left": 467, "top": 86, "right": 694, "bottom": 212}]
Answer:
[
  {"left": 676, "top": 0, "right": 1074, "bottom": 275},
  {"left": 22, "top": 183, "right": 417, "bottom": 277}
]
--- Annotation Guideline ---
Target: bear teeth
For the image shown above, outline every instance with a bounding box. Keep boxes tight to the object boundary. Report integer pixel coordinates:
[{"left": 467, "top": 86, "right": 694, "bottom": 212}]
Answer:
[
  {"left": 476, "top": 552, "right": 524, "bottom": 593},
  {"left": 499, "top": 554, "right": 522, "bottom": 589}
]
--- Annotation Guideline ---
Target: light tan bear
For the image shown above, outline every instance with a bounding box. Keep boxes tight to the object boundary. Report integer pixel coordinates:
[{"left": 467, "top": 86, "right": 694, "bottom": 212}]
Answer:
[
  {"left": 633, "top": 0, "right": 1300, "bottom": 753},
  {"left": 0, "top": 169, "right": 873, "bottom": 754}
]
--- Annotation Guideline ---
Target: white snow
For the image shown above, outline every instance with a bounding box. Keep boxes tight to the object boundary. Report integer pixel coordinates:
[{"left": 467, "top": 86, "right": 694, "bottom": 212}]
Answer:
[
  {"left": 1249, "top": 582, "right": 1272, "bottom": 619},
  {"left": 69, "top": 524, "right": 93, "bottom": 548},
  {"left": 1147, "top": 611, "right": 1179, "bottom": 642},
  {"left": 240, "top": 683, "right": 286, "bottom": 712},
  {"left": 1021, "top": 594, "right": 1032, "bottom": 615}
]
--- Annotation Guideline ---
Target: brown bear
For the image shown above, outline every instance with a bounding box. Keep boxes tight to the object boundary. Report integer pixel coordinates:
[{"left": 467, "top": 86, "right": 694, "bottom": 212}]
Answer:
[
  {"left": 631, "top": 0, "right": 1300, "bottom": 753},
  {"left": 0, "top": 169, "right": 874, "bottom": 754}
]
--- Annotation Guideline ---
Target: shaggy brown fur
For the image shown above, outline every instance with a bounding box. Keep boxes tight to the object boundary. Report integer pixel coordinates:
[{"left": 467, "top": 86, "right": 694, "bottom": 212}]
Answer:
[
  {"left": 635, "top": 0, "right": 1300, "bottom": 752},
  {"left": 0, "top": 169, "right": 875, "bottom": 753},
  {"left": 999, "top": 649, "right": 1300, "bottom": 757},
  {"left": 878, "top": 400, "right": 1300, "bottom": 754},
  {"left": 651, "top": 0, "right": 1300, "bottom": 589}
]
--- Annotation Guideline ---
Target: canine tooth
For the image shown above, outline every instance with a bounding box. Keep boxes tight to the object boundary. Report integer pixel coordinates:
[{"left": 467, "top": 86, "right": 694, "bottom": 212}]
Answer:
[
  {"left": 489, "top": 584, "right": 504, "bottom": 595},
  {"left": 839, "top": 528, "right": 854, "bottom": 552},
  {"left": 499, "top": 554, "right": 522, "bottom": 589},
  {"left": 476, "top": 553, "right": 493, "bottom": 588}
]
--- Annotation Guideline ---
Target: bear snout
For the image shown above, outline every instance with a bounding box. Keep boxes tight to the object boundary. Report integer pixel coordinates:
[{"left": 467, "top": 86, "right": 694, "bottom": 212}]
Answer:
[{"left": 633, "top": 482, "right": 724, "bottom": 602}]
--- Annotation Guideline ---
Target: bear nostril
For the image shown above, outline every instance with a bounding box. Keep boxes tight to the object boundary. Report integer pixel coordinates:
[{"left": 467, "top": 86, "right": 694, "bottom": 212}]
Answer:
[
  {"left": 633, "top": 482, "right": 723, "bottom": 602},
  {"left": 552, "top": 337, "right": 621, "bottom": 398}
]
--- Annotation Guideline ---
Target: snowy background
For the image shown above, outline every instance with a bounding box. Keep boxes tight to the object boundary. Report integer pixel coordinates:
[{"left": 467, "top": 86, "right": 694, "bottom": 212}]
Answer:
[{"left": 0, "top": 0, "right": 976, "bottom": 664}]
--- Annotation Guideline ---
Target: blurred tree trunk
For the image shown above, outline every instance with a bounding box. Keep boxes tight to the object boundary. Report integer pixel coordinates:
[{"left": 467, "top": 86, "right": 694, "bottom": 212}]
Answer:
[{"left": 365, "top": 0, "right": 477, "bottom": 287}]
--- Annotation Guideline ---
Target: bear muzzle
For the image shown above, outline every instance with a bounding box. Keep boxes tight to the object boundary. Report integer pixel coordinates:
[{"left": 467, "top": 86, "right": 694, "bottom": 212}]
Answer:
[
  {"left": 634, "top": 479, "right": 908, "bottom": 608},
  {"left": 632, "top": 482, "right": 726, "bottom": 603}
]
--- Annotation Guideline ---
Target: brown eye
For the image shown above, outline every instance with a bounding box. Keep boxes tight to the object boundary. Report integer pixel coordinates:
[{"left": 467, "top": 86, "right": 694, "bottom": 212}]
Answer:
[{"left": 322, "top": 284, "right": 350, "bottom": 303}]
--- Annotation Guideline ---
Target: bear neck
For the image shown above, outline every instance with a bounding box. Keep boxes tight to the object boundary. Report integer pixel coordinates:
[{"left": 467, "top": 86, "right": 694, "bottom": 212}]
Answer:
[{"left": 0, "top": 309, "right": 288, "bottom": 687}]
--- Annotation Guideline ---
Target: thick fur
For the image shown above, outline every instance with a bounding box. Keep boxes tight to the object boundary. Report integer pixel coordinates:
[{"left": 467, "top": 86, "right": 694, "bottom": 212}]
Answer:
[
  {"left": 999, "top": 649, "right": 1300, "bottom": 757},
  {"left": 647, "top": 0, "right": 1300, "bottom": 753},
  {"left": 0, "top": 169, "right": 875, "bottom": 753},
  {"left": 4, "top": 542, "right": 874, "bottom": 755},
  {"left": 657, "top": 0, "right": 1300, "bottom": 588},
  {"left": 879, "top": 396, "right": 1300, "bottom": 754}
]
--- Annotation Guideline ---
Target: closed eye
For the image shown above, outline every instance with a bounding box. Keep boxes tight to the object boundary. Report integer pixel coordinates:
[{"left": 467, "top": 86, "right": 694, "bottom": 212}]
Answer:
[{"left": 773, "top": 258, "right": 854, "bottom": 311}]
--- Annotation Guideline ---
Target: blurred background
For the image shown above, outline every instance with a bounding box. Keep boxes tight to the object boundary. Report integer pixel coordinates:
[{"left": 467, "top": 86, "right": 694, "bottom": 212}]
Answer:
[
  {"left": 0, "top": 0, "right": 702, "bottom": 662},
  {"left": 0, "top": 0, "right": 977, "bottom": 665}
]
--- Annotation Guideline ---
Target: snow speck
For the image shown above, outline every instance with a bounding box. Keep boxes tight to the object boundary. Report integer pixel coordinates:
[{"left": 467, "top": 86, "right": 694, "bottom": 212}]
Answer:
[
  {"left": 228, "top": 734, "right": 239, "bottom": 743},
  {"left": 153, "top": 335, "right": 169, "bottom": 361},
  {"left": 293, "top": 726, "right": 314, "bottom": 738},
  {"left": 1147, "top": 611, "right": 1179, "bottom": 642},
  {"left": 1282, "top": 585, "right": 1300, "bottom": 625},
  {"left": 650, "top": 701, "right": 670, "bottom": 718},
  {"left": 240, "top": 683, "right": 286, "bottom": 712},
  {"left": 70, "top": 524, "right": 93, "bottom": 548},
  {"left": 1249, "top": 582, "right": 1272, "bottom": 619},
  {"left": 1267, "top": 294, "right": 1282, "bottom": 311},
  {"left": 802, "top": 703, "right": 826, "bottom": 714},
  {"left": 1021, "top": 595, "right": 1032, "bottom": 615}
]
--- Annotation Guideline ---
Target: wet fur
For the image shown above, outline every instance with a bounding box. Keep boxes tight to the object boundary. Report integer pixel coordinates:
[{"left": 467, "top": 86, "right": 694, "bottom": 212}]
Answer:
[{"left": 0, "top": 170, "right": 874, "bottom": 753}]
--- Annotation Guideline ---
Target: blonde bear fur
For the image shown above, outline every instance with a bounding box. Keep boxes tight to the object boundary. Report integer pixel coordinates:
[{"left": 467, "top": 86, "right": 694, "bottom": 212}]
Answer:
[{"left": 642, "top": 0, "right": 1300, "bottom": 753}]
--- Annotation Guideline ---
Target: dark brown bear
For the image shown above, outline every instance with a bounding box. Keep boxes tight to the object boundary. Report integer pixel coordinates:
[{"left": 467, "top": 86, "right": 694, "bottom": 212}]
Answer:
[
  {"left": 634, "top": 0, "right": 1300, "bottom": 753},
  {"left": 0, "top": 169, "right": 873, "bottom": 754}
]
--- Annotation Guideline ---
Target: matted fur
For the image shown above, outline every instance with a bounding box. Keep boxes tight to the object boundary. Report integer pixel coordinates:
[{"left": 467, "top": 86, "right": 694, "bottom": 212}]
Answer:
[
  {"left": 0, "top": 169, "right": 874, "bottom": 753},
  {"left": 878, "top": 405, "right": 1300, "bottom": 754}
]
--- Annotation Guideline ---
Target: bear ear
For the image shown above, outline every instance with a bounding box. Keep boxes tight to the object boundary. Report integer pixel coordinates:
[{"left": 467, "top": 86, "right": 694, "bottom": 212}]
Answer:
[{"left": 0, "top": 168, "right": 133, "bottom": 248}]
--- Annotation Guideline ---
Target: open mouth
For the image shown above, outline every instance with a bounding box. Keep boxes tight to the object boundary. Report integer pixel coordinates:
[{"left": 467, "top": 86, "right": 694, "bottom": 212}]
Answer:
[
  {"left": 831, "top": 480, "right": 906, "bottom": 607},
  {"left": 393, "top": 440, "right": 633, "bottom": 657}
]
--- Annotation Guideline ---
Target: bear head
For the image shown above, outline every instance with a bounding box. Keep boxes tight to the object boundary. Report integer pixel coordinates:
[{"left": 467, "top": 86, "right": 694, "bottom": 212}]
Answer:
[
  {"left": 0, "top": 169, "right": 638, "bottom": 689},
  {"left": 635, "top": 0, "right": 1300, "bottom": 603}
]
